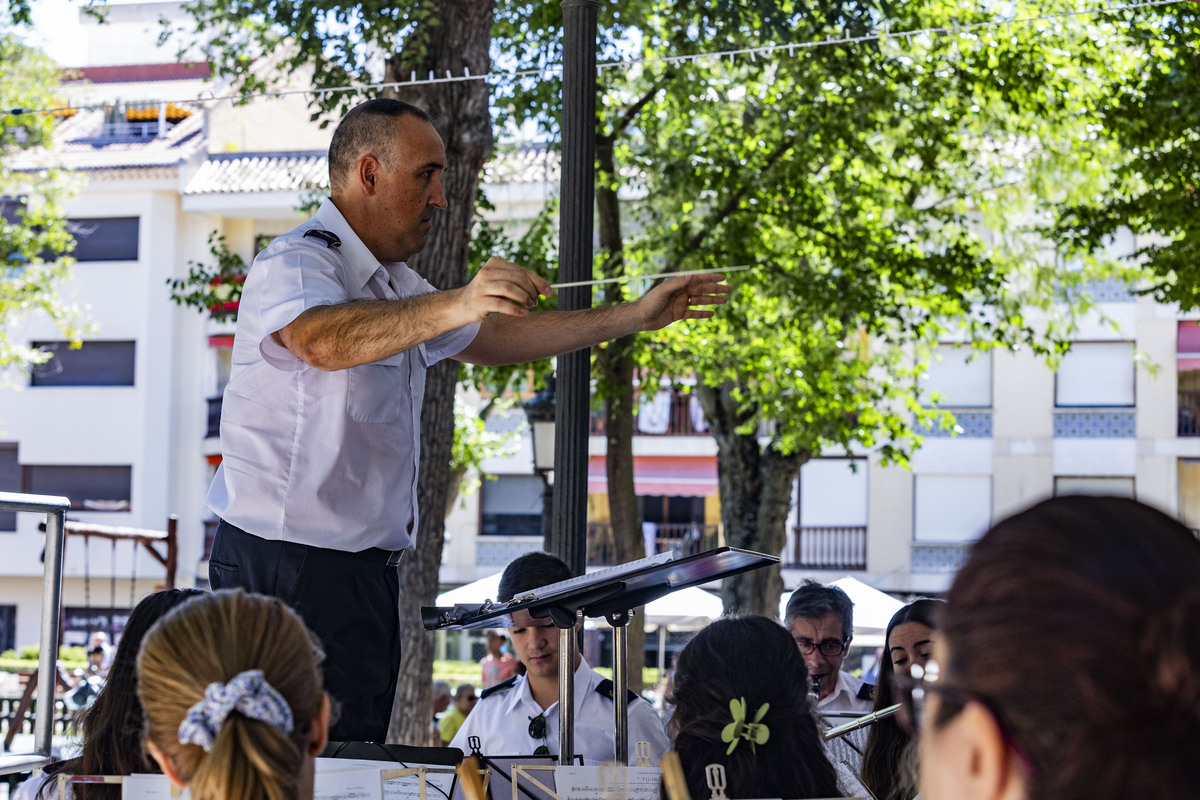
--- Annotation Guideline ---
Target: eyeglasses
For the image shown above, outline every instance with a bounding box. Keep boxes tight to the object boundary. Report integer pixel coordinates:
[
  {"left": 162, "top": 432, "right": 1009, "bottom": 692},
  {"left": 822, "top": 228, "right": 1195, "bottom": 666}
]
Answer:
[
  {"left": 528, "top": 713, "right": 550, "bottom": 756},
  {"left": 894, "top": 660, "right": 1037, "bottom": 778},
  {"left": 893, "top": 660, "right": 960, "bottom": 736},
  {"left": 795, "top": 637, "right": 848, "bottom": 657}
]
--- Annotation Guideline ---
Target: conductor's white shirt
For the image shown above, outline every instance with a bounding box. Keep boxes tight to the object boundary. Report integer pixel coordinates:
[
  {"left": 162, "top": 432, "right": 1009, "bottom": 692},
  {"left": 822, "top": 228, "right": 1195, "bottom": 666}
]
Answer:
[
  {"left": 206, "top": 198, "right": 478, "bottom": 552},
  {"left": 449, "top": 658, "right": 670, "bottom": 765}
]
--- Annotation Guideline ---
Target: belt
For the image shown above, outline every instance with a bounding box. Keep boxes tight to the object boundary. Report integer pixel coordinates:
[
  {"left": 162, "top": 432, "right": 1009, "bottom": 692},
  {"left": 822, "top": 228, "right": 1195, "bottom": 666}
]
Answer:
[{"left": 354, "top": 547, "right": 405, "bottom": 566}]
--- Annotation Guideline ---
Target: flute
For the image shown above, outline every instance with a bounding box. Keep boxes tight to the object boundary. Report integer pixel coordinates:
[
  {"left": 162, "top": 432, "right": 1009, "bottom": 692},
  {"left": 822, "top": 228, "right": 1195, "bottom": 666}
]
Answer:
[{"left": 822, "top": 703, "right": 901, "bottom": 741}]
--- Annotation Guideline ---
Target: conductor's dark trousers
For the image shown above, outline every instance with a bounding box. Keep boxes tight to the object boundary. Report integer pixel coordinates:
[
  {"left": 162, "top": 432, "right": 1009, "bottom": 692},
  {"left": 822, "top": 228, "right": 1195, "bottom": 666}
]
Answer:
[{"left": 209, "top": 520, "right": 402, "bottom": 743}]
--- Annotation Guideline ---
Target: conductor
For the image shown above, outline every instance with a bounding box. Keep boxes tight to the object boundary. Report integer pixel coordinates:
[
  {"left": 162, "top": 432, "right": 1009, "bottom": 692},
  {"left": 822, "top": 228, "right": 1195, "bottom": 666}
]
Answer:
[{"left": 204, "top": 97, "right": 729, "bottom": 742}]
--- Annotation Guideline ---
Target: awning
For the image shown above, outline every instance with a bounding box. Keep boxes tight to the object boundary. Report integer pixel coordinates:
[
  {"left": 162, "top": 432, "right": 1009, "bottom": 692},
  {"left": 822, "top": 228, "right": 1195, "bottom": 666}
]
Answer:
[{"left": 587, "top": 455, "right": 718, "bottom": 497}]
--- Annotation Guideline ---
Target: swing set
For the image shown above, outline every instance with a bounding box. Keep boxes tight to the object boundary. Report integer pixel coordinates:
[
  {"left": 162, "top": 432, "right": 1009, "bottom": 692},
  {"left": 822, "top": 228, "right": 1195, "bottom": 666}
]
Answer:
[{"left": 2, "top": 516, "right": 177, "bottom": 754}]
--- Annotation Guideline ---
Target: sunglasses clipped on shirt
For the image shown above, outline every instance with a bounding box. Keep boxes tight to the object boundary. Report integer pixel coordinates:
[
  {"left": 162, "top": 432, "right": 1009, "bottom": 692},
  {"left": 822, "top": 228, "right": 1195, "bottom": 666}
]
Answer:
[{"left": 528, "top": 713, "right": 550, "bottom": 755}]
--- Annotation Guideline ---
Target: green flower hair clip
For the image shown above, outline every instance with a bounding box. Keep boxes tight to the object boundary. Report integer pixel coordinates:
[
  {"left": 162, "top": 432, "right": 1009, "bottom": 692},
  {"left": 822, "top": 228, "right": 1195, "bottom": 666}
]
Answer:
[{"left": 720, "top": 697, "right": 770, "bottom": 754}]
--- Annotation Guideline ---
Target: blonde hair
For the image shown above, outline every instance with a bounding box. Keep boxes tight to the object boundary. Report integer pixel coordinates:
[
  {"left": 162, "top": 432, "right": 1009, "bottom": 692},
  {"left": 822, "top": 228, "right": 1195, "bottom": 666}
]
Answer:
[{"left": 137, "top": 590, "right": 325, "bottom": 800}]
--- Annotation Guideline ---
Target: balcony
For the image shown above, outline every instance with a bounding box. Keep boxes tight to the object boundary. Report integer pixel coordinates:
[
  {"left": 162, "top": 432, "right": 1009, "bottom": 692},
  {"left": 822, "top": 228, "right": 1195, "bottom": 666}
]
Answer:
[
  {"left": 1180, "top": 390, "right": 1200, "bottom": 436},
  {"left": 784, "top": 526, "right": 867, "bottom": 570},
  {"left": 206, "top": 395, "right": 222, "bottom": 439},
  {"left": 586, "top": 521, "right": 720, "bottom": 566},
  {"left": 589, "top": 390, "right": 708, "bottom": 437}
]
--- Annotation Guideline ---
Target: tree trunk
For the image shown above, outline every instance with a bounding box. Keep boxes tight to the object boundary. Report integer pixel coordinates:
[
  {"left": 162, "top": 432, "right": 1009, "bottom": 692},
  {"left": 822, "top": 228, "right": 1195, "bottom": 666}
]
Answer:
[
  {"left": 383, "top": 0, "right": 495, "bottom": 745},
  {"left": 696, "top": 382, "right": 807, "bottom": 618},
  {"left": 595, "top": 133, "right": 646, "bottom": 693}
]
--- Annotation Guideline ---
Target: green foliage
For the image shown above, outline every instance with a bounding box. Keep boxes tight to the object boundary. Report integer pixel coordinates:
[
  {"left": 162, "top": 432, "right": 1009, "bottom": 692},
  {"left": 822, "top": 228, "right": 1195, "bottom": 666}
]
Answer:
[
  {"left": 0, "top": 32, "right": 87, "bottom": 386},
  {"left": 568, "top": 0, "right": 1136, "bottom": 465},
  {"left": 165, "top": 231, "right": 249, "bottom": 321},
  {"left": 1053, "top": 7, "right": 1200, "bottom": 309},
  {"left": 460, "top": 182, "right": 560, "bottom": 398},
  {"left": 449, "top": 393, "right": 517, "bottom": 503},
  {"left": 0, "top": 644, "right": 88, "bottom": 672}
]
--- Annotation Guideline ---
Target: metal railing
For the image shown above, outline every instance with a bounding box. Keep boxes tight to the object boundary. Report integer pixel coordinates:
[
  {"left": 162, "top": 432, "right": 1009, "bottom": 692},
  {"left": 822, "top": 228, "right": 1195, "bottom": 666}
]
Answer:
[
  {"left": 0, "top": 492, "right": 68, "bottom": 776},
  {"left": 785, "top": 526, "right": 868, "bottom": 570},
  {"left": 586, "top": 522, "right": 720, "bottom": 565},
  {"left": 1179, "top": 390, "right": 1200, "bottom": 436},
  {"left": 206, "top": 395, "right": 223, "bottom": 439},
  {"left": 588, "top": 391, "right": 708, "bottom": 437}
]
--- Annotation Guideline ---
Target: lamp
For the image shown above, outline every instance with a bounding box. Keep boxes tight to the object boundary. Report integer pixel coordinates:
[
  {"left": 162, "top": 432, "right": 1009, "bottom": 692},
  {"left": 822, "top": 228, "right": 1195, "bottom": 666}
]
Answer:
[
  {"left": 521, "top": 375, "right": 556, "bottom": 474},
  {"left": 521, "top": 375, "right": 556, "bottom": 547}
]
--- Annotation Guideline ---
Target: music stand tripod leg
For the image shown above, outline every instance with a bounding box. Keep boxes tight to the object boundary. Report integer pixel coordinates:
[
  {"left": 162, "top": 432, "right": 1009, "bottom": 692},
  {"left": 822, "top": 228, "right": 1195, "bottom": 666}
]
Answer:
[
  {"left": 558, "top": 621, "right": 577, "bottom": 765},
  {"left": 612, "top": 621, "right": 629, "bottom": 765}
]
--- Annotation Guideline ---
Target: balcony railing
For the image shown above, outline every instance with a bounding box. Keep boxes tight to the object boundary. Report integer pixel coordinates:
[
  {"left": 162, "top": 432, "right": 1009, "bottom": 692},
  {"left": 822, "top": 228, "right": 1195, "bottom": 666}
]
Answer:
[
  {"left": 586, "top": 521, "right": 721, "bottom": 566},
  {"left": 1180, "top": 390, "right": 1200, "bottom": 436},
  {"left": 785, "top": 526, "right": 867, "bottom": 570},
  {"left": 589, "top": 390, "right": 708, "bottom": 437},
  {"left": 206, "top": 395, "right": 222, "bottom": 439}
]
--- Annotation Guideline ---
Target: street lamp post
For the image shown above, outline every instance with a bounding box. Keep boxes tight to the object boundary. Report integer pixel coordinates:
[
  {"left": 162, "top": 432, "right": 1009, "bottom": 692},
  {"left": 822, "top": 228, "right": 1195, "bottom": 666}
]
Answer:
[{"left": 521, "top": 377, "right": 556, "bottom": 548}]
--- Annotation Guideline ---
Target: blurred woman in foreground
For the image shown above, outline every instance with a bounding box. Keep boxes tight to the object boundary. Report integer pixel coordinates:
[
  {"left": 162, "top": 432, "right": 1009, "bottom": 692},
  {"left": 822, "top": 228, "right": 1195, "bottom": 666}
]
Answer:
[{"left": 915, "top": 496, "right": 1200, "bottom": 800}]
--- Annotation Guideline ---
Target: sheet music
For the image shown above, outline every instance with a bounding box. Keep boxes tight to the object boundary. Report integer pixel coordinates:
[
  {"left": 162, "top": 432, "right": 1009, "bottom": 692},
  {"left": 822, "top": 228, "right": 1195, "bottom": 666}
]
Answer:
[
  {"left": 121, "top": 775, "right": 192, "bottom": 800},
  {"left": 554, "top": 766, "right": 661, "bottom": 800},
  {"left": 313, "top": 766, "right": 384, "bottom": 800}
]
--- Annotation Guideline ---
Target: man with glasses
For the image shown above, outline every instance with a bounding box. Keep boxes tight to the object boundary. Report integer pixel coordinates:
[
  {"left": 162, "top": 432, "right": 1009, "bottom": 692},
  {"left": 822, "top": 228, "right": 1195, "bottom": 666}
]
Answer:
[
  {"left": 450, "top": 552, "right": 669, "bottom": 762},
  {"left": 784, "top": 579, "right": 874, "bottom": 713}
]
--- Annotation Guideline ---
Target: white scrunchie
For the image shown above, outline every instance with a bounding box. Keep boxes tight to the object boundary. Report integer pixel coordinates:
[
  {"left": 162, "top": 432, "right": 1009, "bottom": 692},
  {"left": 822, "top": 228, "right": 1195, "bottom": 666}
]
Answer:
[{"left": 177, "top": 669, "right": 295, "bottom": 751}]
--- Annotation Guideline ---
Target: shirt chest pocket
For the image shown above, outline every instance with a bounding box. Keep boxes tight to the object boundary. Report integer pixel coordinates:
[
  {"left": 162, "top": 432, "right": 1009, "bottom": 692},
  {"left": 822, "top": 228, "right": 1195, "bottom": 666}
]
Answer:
[{"left": 346, "top": 362, "right": 405, "bottom": 423}]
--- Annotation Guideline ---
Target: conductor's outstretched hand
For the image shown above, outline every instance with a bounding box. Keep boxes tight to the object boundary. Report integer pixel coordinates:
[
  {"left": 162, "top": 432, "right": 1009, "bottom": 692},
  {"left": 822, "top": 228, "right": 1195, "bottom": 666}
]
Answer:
[
  {"left": 457, "top": 257, "right": 552, "bottom": 322},
  {"left": 635, "top": 272, "right": 732, "bottom": 331}
]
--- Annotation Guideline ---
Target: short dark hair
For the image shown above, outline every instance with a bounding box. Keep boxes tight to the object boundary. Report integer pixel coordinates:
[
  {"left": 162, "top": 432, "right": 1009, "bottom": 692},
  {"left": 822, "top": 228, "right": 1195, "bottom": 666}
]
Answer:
[
  {"left": 783, "top": 579, "right": 853, "bottom": 640},
  {"left": 668, "top": 617, "right": 841, "bottom": 799},
  {"left": 497, "top": 551, "right": 573, "bottom": 603},
  {"left": 327, "top": 98, "right": 431, "bottom": 194}
]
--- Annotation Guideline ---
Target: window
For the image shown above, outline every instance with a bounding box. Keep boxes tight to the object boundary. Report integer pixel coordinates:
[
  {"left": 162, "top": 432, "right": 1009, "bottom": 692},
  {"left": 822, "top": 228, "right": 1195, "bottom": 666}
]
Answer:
[
  {"left": 67, "top": 217, "right": 139, "bottom": 262},
  {"left": 24, "top": 465, "right": 132, "bottom": 512},
  {"left": 1055, "top": 476, "right": 1135, "bottom": 498},
  {"left": 1179, "top": 460, "right": 1200, "bottom": 531},
  {"left": 0, "top": 443, "right": 17, "bottom": 531},
  {"left": 1055, "top": 342, "right": 1135, "bottom": 407},
  {"left": 913, "top": 475, "right": 992, "bottom": 542},
  {"left": 480, "top": 475, "right": 543, "bottom": 536},
  {"left": 797, "top": 458, "right": 868, "bottom": 527},
  {"left": 0, "top": 605, "right": 14, "bottom": 653},
  {"left": 641, "top": 495, "right": 706, "bottom": 525},
  {"left": 919, "top": 345, "right": 992, "bottom": 407},
  {"left": 30, "top": 341, "right": 135, "bottom": 387}
]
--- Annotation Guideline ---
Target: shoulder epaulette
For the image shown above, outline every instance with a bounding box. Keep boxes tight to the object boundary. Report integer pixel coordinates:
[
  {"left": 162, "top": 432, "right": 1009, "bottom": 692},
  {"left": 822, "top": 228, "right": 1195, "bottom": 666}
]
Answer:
[
  {"left": 480, "top": 675, "right": 517, "bottom": 699},
  {"left": 856, "top": 682, "right": 876, "bottom": 701},
  {"left": 303, "top": 229, "right": 341, "bottom": 248},
  {"left": 595, "top": 678, "right": 641, "bottom": 705}
]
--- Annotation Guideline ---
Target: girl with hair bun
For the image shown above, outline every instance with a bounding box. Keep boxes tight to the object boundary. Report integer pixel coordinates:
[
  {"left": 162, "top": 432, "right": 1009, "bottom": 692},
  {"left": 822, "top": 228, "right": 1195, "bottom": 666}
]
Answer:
[
  {"left": 668, "top": 616, "right": 843, "bottom": 799},
  {"left": 917, "top": 495, "right": 1200, "bottom": 800},
  {"left": 137, "top": 589, "right": 330, "bottom": 800}
]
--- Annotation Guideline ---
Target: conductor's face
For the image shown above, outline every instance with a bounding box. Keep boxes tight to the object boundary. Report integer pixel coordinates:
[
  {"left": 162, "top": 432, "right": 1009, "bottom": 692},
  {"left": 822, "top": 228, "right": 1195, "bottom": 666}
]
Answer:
[
  {"left": 508, "top": 609, "right": 560, "bottom": 681},
  {"left": 370, "top": 114, "right": 448, "bottom": 262}
]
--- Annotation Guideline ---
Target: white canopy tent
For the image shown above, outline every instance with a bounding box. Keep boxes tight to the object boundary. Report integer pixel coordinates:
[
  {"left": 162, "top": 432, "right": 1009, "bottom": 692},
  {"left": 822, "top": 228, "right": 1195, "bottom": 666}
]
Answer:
[
  {"left": 436, "top": 573, "right": 724, "bottom": 672},
  {"left": 436, "top": 573, "right": 722, "bottom": 632}
]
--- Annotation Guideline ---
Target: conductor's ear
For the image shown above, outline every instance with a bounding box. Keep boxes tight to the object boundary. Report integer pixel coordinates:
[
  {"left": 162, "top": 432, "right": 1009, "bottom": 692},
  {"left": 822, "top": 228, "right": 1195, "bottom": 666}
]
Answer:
[{"left": 358, "top": 156, "right": 380, "bottom": 193}]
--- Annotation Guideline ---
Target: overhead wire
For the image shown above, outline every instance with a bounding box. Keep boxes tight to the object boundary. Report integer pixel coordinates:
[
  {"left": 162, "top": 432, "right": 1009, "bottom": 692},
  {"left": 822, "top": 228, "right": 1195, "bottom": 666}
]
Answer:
[{"left": 2, "top": 0, "right": 1186, "bottom": 118}]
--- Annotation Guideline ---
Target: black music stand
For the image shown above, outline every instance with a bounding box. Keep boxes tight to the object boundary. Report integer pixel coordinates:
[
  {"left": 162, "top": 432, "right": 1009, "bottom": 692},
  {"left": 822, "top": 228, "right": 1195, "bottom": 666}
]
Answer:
[{"left": 422, "top": 546, "right": 778, "bottom": 765}]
